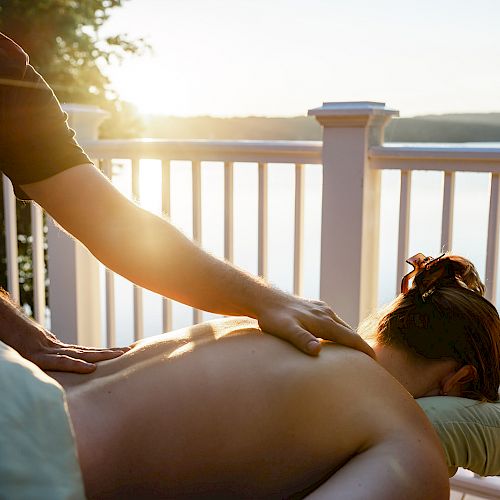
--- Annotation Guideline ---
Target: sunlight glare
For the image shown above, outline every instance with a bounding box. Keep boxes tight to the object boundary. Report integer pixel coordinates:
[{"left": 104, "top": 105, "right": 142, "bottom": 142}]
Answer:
[
  {"left": 107, "top": 59, "right": 206, "bottom": 116},
  {"left": 108, "top": 60, "right": 176, "bottom": 116}
]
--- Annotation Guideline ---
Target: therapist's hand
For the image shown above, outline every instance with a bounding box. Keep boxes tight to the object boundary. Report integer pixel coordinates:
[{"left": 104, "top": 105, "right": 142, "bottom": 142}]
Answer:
[
  {"left": 256, "top": 293, "right": 376, "bottom": 359},
  {"left": 11, "top": 324, "right": 128, "bottom": 373},
  {"left": 0, "top": 288, "right": 128, "bottom": 373}
]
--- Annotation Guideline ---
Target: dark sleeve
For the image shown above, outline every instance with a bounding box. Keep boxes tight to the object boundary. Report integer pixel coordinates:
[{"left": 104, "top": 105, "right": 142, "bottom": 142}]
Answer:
[{"left": 0, "top": 33, "right": 92, "bottom": 200}]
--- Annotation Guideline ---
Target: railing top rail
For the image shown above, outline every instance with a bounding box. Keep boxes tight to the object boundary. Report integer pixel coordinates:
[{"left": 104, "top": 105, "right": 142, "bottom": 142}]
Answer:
[
  {"left": 82, "top": 139, "right": 323, "bottom": 164},
  {"left": 370, "top": 143, "right": 500, "bottom": 173}
]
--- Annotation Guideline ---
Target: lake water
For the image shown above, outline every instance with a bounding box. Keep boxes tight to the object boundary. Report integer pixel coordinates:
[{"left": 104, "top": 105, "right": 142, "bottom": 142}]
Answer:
[{"left": 101, "top": 143, "right": 500, "bottom": 346}]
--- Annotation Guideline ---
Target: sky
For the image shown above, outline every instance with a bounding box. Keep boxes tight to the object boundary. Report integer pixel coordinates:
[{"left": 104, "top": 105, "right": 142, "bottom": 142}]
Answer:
[{"left": 102, "top": 0, "right": 500, "bottom": 117}]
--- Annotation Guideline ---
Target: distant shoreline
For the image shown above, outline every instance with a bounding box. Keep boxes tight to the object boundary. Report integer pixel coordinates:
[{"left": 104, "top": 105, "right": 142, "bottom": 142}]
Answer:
[{"left": 122, "top": 113, "right": 500, "bottom": 143}]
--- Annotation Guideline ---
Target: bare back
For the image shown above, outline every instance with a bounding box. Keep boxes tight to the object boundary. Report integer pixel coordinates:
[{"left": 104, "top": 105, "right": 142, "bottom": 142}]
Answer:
[{"left": 49, "top": 318, "right": 448, "bottom": 499}]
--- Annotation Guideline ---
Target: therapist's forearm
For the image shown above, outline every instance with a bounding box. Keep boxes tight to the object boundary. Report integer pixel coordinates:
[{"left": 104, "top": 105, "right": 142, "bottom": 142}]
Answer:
[
  {"left": 22, "top": 165, "right": 282, "bottom": 319},
  {"left": 84, "top": 204, "right": 277, "bottom": 319}
]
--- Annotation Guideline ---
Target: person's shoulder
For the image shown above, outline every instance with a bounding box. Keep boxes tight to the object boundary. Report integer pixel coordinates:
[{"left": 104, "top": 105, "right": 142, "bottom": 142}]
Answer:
[
  {"left": 209, "top": 316, "right": 261, "bottom": 337},
  {"left": 312, "top": 342, "right": 381, "bottom": 380},
  {"left": 307, "top": 343, "right": 422, "bottom": 423},
  {"left": 0, "top": 33, "right": 28, "bottom": 77}
]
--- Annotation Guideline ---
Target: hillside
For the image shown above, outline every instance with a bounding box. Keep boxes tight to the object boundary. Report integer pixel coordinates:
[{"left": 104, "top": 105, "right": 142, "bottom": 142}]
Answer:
[
  {"left": 385, "top": 113, "right": 500, "bottom": 142},
  {"left": 139, "top": 113, "right": 500, "bottom": 143}
]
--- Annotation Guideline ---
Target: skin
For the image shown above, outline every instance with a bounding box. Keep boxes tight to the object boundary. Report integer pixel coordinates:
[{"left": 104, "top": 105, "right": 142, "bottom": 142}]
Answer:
[
  {"left": 49, "top": 318, "right": 449, "bottom": 500},
  {"left": 373, "top": 344, "right": 476, "bottom": 398}
]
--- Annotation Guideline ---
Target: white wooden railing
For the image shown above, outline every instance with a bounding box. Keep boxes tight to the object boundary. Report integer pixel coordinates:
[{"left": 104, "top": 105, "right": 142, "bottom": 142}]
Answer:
[
  {"left": 3, "top": 103, "right": 498, "bottom": 342},
  {"left": 1, "top": 101, "right": 499, "bottom": 498},
  {"left": 370, "top": 144, "right": 500, "bottom": 303},
  {"left": 2, "top": 101, "right": 499, "bottom": 341}
]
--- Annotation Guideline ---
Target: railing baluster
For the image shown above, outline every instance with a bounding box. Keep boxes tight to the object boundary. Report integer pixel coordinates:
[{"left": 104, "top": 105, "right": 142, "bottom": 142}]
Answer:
[
  {"left": 294, "top": 164, "right": 305, "bottom": 296},
  {"left": 396, "top": 170, "right": 412, "bottom": 295},
  {"left": 102, "top": 160, "right": 116, "bottom": 347},
  {"left": 258, "top": 163, "right": 268, "bottom": 279},
  {"left": 192, "top": 160, "right": 202, "bottom": 243},
  {"left": 162, "top": 159, "right": 172, "bottom": 332},
  {"left": 485, "top": 173, "right": 500, "bottom": 302},
  {"left": 224, "top": 162, "right": 234, "bottom": 263},
  {"left": 30, "top": 203, "right": 46, "bottom": 324},
  {"left": 192, "top": 160, "right": 203, "bottom": 324},
  {"left": 2, "top": 175, "right": 20, "bottom": 303},
  {"left": 131, "top": 158, "right": 144, "bottom": 340},
  {"left": 441, "top": 171, "right": 455, "bottom": 252},
  {"left": 105, "top": 269, "right": 116, "bottom": 347},
  {"left": 132, "top": 157, "right": 141, "bottom": 201}
]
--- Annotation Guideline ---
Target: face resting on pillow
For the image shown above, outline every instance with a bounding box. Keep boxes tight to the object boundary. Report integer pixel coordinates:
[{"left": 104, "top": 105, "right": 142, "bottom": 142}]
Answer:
[{"left": 357, "top": 253, "right": 500, "bottom": 478}]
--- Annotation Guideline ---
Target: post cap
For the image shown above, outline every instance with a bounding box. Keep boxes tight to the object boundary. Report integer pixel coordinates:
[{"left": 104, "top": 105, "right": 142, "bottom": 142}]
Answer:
[
  {"left": 62, "top": 103, "right": 110, "bottom": 140},
  {"left": 308, "top": 101, "right": 399, "bottom": 127},
  {"left": 308, "top": 101, "right": 399, "bottom": 117}
]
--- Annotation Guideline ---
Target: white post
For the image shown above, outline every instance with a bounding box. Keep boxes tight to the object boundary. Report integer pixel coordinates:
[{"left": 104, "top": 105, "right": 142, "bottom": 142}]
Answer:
[
  {"left": 47, "top": 104, "right": 108, "bottom": 346},
  {"left": 308, "top": 102, "right": 398, "bottom": 327}
]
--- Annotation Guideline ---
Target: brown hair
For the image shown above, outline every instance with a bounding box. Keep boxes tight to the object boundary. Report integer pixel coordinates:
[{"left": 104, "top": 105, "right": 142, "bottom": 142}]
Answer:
[{"left": 359, "top": 254, "right": 500, "bottom": 402}]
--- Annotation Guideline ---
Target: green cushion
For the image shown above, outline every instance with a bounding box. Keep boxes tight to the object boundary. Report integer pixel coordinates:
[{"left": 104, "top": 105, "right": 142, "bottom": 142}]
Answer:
[
  {"left": 0, "top": 340, "right": 85, "bottom": 499},
  {"left": 418, "top": 396, "right": 500, "bottom": 477}
]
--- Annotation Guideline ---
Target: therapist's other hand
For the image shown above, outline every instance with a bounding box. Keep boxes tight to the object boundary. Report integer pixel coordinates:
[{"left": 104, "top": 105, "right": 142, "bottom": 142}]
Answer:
[
  {"left": 13, "top": 324, "right": 128, "bottom": 373},
  {"left": 256, "top": 293, "right": 376, "bottom": 359}
]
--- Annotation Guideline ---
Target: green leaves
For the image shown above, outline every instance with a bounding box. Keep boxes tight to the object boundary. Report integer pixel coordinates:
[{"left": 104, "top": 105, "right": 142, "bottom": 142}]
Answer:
[{"left": 0, "top": 0, "right": 147, "bottom": 135}]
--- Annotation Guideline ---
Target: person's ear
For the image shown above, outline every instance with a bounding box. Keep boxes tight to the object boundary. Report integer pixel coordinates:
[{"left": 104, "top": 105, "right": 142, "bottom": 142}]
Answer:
[{"left": 441, "top": 365, "right": 477, "bottom": 396}]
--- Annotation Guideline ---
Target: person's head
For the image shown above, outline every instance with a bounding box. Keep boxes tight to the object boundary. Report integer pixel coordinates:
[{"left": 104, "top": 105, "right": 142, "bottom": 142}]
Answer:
[{"left": 359, "top": 253, "right": 500, "bottom": 402}]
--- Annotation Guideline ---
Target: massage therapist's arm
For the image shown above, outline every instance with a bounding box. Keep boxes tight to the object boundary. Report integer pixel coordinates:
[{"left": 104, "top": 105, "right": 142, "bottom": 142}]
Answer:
[{"left": 21, "top": 164, "right": 375, "bottom": 358}]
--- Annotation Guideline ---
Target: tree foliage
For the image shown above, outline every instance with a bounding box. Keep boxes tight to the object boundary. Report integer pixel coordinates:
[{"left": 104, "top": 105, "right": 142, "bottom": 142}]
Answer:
[
  {"left": 0, "top": 0, "right": 147, "bottom": 137},
  {"left": 0, "top": 0, "right": 146, "bottom": 311}
]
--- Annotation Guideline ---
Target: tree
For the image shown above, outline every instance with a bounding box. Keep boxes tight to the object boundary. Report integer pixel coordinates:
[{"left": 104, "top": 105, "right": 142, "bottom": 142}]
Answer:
[
  {"left": 0, "top": 0, "right": 146, "bottom": 312},
  {"left": 0, "top": 0, "right": 147, "bottom": 137}
]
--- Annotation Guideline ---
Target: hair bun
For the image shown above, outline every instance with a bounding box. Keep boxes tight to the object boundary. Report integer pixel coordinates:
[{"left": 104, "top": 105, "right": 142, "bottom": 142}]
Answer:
[
  {"left": 442, "top": 255, "right": 485, "bottom": 296},
  {"left": 413, "top": 254, "right": 485, "bottom": 297}
]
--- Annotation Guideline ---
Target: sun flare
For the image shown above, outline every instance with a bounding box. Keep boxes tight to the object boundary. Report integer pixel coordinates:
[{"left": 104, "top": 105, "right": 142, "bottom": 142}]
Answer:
[{"left": 107, "top": 60, "right": 203, "bottom": 117}]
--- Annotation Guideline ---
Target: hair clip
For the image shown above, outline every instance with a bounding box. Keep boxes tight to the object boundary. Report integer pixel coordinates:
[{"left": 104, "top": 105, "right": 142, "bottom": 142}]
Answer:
[
  {"left": 421, "top": 287, "right": 435, "bottom": 302},
  {"left": 401, "top": 253, "right": 429, "bottom": 294},
  {"left": 400, "top": 252, "right": 446, "bottom": 296}
]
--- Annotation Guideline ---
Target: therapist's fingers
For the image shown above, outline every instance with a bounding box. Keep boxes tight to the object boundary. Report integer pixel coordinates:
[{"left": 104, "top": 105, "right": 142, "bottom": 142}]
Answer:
[
  {"left": 43, "top": 327, "right": 130, "bottom": 354},
  {"left": 48, "top": 347, "right": 125, "bottom": 363},
  {"left": 292, "top": 299, "right": 375, "bottom": 359},
  {"left": 329, "top": 310, "right": 353, "bottom": 330},
  {"left": 286, "top": 324, "right": 322, "bottom": 355},
  {"left": 65, "top": 344, "right": 130, "bottom": 353},
  {"left": 304, "top": 301, "right": 374, "bottom": 358},
  {"left": 308, "top": 300, "right": 353, "bottom": 331},
  {"left": 34, "top": 353, "right": 97, "bottom": 373},
  {"left": 260, "top": 321, "right": 321, "bottom": 356},
  {"left": 257, "top": 295, "right": 376, "bottom": 358},
  {"left": 312, "top": 320, "right": 377, "bottom": 359}
]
